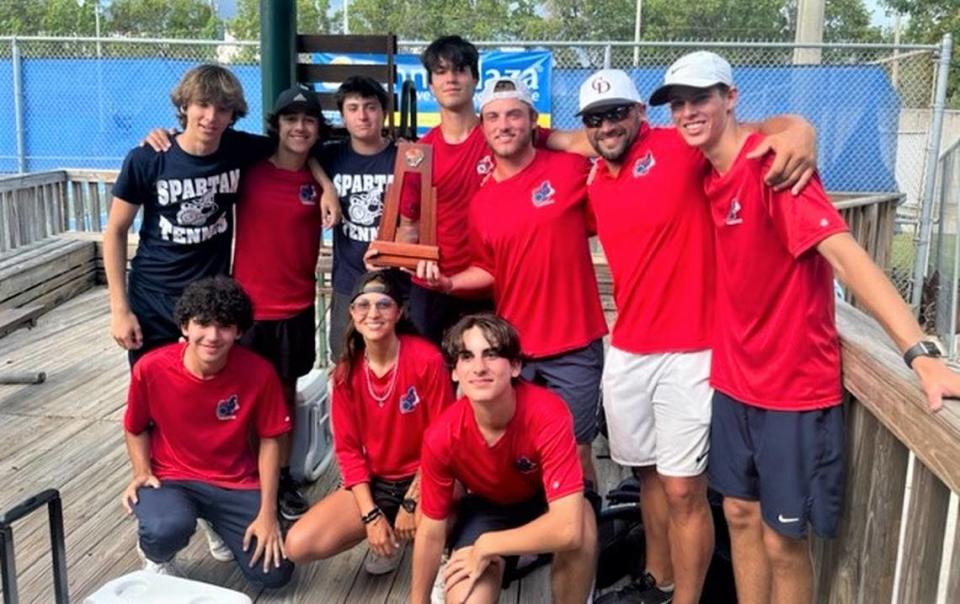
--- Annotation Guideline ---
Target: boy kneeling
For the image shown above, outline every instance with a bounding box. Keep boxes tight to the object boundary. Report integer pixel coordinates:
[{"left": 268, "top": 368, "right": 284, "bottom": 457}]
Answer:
[
  {"left": 121, "top": 276, "right": 293, "bottom": 588},
  {"left": 411, "top": 314, "right": 597, "bottom": 604}
]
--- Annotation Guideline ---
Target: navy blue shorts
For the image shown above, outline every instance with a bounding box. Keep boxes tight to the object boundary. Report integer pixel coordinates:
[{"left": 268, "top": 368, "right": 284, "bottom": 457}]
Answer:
[
  {"left": 449, "top": 495, "right": 547, "bottom": 551},
  {"left": 521, "top": 339, "right": 604, "bottom": 444},
  {"left": 708, "top": 391, "right": 845, "bottom": 539}
]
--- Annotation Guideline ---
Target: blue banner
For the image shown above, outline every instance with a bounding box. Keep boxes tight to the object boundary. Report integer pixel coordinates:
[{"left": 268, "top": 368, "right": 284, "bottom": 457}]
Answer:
[{"left": 314, "top": 51, "right": 553, "bottom": 133}]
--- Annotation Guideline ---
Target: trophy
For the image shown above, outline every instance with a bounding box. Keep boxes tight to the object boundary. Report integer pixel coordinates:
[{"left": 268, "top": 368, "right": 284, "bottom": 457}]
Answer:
[{"left": 367, "top": 142, "right": 440, "bottom": 270}]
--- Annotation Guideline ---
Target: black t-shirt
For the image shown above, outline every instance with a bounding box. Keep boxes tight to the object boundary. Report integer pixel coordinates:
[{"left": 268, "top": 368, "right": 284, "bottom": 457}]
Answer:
[
  {"left": 322, "top": 140, "right": 398, "bottom": 294},
  {"left": 112, "top": 129, "right": 273, "bottom": 294}
]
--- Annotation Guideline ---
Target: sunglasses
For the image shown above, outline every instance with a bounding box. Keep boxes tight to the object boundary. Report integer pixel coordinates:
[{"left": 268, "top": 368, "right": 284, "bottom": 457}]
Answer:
[
  {"left": 349, "top": 297, "right": 397, "bottom": 314},
  {"left": 581, "top": 104, "right": 633, "bottom": 128}
]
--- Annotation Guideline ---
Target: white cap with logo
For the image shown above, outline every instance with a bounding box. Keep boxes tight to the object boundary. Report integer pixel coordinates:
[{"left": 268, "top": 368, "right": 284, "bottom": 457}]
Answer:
[
  {"left": 649, "top": 51, "right": 734, "bottom": 106},
  {"left": 478, "top": 76, "right": 535, "bottom": 112},
  {"left": 577, "top": 69, "right": 643, "bottom": 116}
]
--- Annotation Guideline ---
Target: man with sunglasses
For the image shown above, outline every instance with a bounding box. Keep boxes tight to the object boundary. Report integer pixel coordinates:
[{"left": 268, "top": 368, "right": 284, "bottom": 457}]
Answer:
[{"left": 580, "top": 69, "right": 817, "bottom": 604}]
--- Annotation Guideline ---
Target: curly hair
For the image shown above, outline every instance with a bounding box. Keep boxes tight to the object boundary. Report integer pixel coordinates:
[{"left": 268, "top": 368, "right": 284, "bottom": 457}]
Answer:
[{"left": 174, "top": 276, "right": 253, "bottom": 332}]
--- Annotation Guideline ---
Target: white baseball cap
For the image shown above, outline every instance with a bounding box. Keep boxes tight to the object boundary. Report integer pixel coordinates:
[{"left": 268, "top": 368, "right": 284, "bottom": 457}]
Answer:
[
  {"left": 478, "top": 76, "right": 534, "bottom": 111},
  {"left": 649, "top": 51, "right": 734, "bottom": 106},
  {"left": 577, "top": 69, "right": 643, "bottom": 116}
]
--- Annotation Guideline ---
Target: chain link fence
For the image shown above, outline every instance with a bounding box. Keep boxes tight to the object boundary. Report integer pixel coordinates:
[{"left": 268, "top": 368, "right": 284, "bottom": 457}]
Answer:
[{"left": 0, "top": 35, "right": 953, "bottom": 317}]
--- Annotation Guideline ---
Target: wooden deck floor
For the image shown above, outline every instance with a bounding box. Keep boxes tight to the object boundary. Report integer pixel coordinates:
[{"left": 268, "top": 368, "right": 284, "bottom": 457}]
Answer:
[{"left": 0, "top": 288, "right": 626, "bottom": 603}]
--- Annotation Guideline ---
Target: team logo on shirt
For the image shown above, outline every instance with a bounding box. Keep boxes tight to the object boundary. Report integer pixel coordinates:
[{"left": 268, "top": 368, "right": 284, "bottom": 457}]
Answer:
[
  {"left": 531, "top": 181, "right": 556, "bottom": 208},
  {"left": 514, "top": 456, "right": 539, "bottom": 474},
  {"left": 216, "top": 395, "right": 240, "bottom": 420},
  {"left": 632, "top": 151, "right": 656, "bottom": 177},
  {"left": 399, "top": 386, "right": 420, "bottom": 414},
  {"left": 299, "top": 183, "right": 317, "bottom": 206},
  {"left": 725, "top": 198, "right": 743, "bottom": 225},
  {"left": 476, "top": 155, "right": 494, "bottom": 175},
  {"left": 176, "top": 190, "right": 219, "bottom": 227}
]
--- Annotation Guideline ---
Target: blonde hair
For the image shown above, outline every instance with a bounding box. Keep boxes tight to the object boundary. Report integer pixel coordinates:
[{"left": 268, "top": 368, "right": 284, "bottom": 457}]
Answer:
[{"left": 170, "top": 64, "right": 248, "bottom": 128}]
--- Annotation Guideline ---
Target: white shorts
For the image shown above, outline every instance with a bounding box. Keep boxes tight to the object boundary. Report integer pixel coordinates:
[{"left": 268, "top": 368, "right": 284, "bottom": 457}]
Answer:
[{"left": 602, "top": 347, "right": 713, "bottom": 477}]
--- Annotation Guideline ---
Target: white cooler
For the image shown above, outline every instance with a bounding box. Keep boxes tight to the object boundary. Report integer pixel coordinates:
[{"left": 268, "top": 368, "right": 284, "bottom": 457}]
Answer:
[
  {"left": 83, "top": 571, "right": 252, "bottom": 603},
  {"left": 289, "top": 368, "right": 335, "bottom": 483}
]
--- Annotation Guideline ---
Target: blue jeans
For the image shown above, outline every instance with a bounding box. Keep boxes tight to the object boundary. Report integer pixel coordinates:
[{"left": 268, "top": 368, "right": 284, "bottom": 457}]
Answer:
[{"left": 133, "top": 480, "right": 294, "bottom": 588}]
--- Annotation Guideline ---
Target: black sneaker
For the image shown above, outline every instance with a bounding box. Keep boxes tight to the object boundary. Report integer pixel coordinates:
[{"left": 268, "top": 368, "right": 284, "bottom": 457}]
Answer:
[
  {"left": 279, "top": 471, "right": 309, "bottom": 520},
  {"left": 596, "top": 572, "right": 673, "bottom": 604}
]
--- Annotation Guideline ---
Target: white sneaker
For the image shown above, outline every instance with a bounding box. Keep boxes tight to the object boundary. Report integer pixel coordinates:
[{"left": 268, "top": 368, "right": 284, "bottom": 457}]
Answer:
[
  {"left": 364, "top": 544, "right": 403, "bottom": 575},
  {"left": 431, "top": 554, "right": 449, "bottom": 604},
  {"left": 197, "top": 519, "right": 234, "bottom": 562},
  {"left": 136, "top": 543, "right": 183, "bottom": 577}
]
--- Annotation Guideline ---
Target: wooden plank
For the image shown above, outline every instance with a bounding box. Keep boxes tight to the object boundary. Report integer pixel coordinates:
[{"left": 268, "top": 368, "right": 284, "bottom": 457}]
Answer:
[
  {"left": 947, "top": 498, "right": 960, "bottom": 602},
  {"left": 297, "top": 63, "right": 394, "bottom": 85},
  {"left": 0, "top": 170, "right": 66, "bottom": 194},
  {"left": 812, "top": 397, "right": 909, "bottom": 602},
  {"left": 0, "top": 305, "right": 43, "bottom": 338},
  {"left": 296, "top": 34, "right": 396, "bottom": 54},
  {"left": 0, "top": 241, "right": 96, "bottom": 301},
  {"left": 0, "top": 236, "right": 77, "bottom": 274},
  {"left": 0, "top": 261, "right": 97, "bottom": 311},
  {"left": 64, "top": 169, "right": 118, "bottom": 184},
  {"left": 894, "top": 460, "right": 950, "bottom": 603},
  {"left": 88, "top": 182, "right": 102, "bottom": 232},
  {"left": 71, "top": 181, "right": 85, "bottom": 231},
  {"left": 836, "top": 301, "right": 960, "bottom": 493}
]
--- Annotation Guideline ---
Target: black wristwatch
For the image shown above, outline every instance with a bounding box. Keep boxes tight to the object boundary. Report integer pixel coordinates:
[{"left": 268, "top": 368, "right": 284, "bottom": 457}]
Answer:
[
  {"left": 903, "top": 340, "right": 942, "bottom": 369},
  {"left": 401, "top": 497, "right": 417, "bottom": 513}
]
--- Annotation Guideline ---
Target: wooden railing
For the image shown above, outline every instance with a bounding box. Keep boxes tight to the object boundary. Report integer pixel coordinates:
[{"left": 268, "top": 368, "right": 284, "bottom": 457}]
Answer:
[
  {"left": 814, "top": 302, "right": 960, "bottom": 603},
  {"left": 0, "top": 169, "right": 117, "bottom": 253}
]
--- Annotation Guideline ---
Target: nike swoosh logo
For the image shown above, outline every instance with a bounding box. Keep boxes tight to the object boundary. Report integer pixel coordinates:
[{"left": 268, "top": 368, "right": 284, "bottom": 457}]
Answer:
[
  {"left": 695, "top": 450, "right": 710, "bottom": 463},
  {"left": 778, "top": 514, "right": 800, "bottom": 523}
]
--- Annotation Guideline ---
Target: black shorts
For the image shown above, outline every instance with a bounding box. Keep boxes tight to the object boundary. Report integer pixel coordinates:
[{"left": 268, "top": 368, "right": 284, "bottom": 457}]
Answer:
[
  {"left": 370, "top": 476, "right": 415, "bottom": 523},
  {"left": 408, "top": 285, "right": 494, "bottom": 346},
  {"left": 127, "top": 280, "right": 181, "bottom": 368},
  {"left": 709, "top": 391, "right": 846, "bottom": 539},
  {"left": 239, "top": 305, "right": 316, "bottom": 382}
]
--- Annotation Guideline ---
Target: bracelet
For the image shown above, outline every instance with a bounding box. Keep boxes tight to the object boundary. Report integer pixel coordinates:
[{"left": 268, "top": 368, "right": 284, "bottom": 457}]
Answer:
[{"left": 361, "top": 506, "right": 383, "bottom": 525}]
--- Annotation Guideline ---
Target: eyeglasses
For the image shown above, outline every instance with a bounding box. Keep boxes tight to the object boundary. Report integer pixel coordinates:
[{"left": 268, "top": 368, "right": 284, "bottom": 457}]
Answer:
[
  {"left": 581, "top": 104, "right": 633, "bottom": 128},
  {"left": 350, "top": 298, "right": 397, "bottom": 314}
]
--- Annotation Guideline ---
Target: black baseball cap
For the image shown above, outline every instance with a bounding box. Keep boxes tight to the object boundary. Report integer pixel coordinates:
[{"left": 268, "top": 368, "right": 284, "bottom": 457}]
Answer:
[
  {"left": 272, "top": 85, "right": 322, "bottom": 116},
  {"left": 349, "top": 270, "right": 407, "bottom": 305}
]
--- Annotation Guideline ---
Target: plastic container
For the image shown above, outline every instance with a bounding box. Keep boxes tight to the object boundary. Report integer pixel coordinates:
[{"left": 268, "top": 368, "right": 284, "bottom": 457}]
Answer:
[
  {"left": 83, "top": 570, "right": 252, "bottom": 604},
  {"left": 289, "top": 367, "right": 334, "bottom": 483}
]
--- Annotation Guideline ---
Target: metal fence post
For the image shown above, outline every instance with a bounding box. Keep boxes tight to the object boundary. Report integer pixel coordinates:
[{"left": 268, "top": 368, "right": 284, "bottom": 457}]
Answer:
[
  {"left": 911, "top": 33, "right": 953, "bottom": 314},
  {"left": 604, "top": 44, "right": 611, "bottom": 68},
  {"left": 12, "top": 37, "right": 26, "bottom": 174}
]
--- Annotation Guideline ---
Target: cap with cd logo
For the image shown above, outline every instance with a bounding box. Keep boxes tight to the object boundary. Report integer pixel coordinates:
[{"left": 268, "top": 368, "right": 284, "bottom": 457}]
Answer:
[
  {"left": 649, "top": 51, "right": 734, "bottom": 106},
  {"left": 577, "top": 69, "right": 643, "bottom": 116}
]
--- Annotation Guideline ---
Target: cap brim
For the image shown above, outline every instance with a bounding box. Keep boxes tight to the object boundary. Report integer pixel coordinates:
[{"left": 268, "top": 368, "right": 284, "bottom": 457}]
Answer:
[{"left": 576, "top": 97, "right": 643, "bottom": 116}]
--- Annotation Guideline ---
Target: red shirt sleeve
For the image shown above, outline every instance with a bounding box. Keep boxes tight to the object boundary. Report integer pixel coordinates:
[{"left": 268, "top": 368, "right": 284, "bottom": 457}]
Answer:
[
  {"left": 420, "top": 425, "right": 457, "bottom": 520},
  {"left": 399, "top": 172, "right": 422, "bottom": 221},
  {"left": 533, "top": 126, "right": 553, "bottom": 148},
  {"left": 763, "top": 160, "right": 848, "bottom": 258},
  {"left": 468, "top": 194, "right": 495, "bottom": 274},
  {"left": 123, "top": 363, "right": 152, "bottom": 434},
  {"left": 331, "top": 380, "right": 371, "bottom": 488},
  {"left": 535, "top": 402, "right": 584, "bottom": 502},
  {"left": 254, "top": 367, "right": 292, "bottom": 439}
]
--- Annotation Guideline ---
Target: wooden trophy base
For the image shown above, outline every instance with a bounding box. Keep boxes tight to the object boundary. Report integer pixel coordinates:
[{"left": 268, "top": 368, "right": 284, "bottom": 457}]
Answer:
[{"left": 367, "top": 240, "right": 440, "bottom": 271}]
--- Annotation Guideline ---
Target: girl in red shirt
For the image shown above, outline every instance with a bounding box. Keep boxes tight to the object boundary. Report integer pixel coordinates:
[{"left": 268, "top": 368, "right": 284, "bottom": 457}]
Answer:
[{"left": 284, "top": 270, "right": 454, "bottom": 574}]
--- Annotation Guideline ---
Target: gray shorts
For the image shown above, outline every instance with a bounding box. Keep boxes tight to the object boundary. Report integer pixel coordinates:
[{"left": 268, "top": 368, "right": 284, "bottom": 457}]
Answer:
[{"left": 521, "top": 339, "right": 604, "bottom": 444}]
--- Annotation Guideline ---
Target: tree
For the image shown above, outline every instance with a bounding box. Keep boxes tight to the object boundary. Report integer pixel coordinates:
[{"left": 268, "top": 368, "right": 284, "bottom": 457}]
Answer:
[
  {"left": 109, "top": 0, "right": 222, "bottom": 39},
  {"left": 882, "top": 0, "right": 960, "bottom": 107},
  {"left": 228, "top": 0, "right": 333, "bottom": 40},
  {"left": 342, "top": 0, "right": 541, "bottom": 41}
]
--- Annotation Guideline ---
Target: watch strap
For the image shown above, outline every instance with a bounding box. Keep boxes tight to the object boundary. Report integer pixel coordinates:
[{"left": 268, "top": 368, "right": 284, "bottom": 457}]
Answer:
[{"left": 903, "top": 340, "right": 941, "bottom": 369}]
